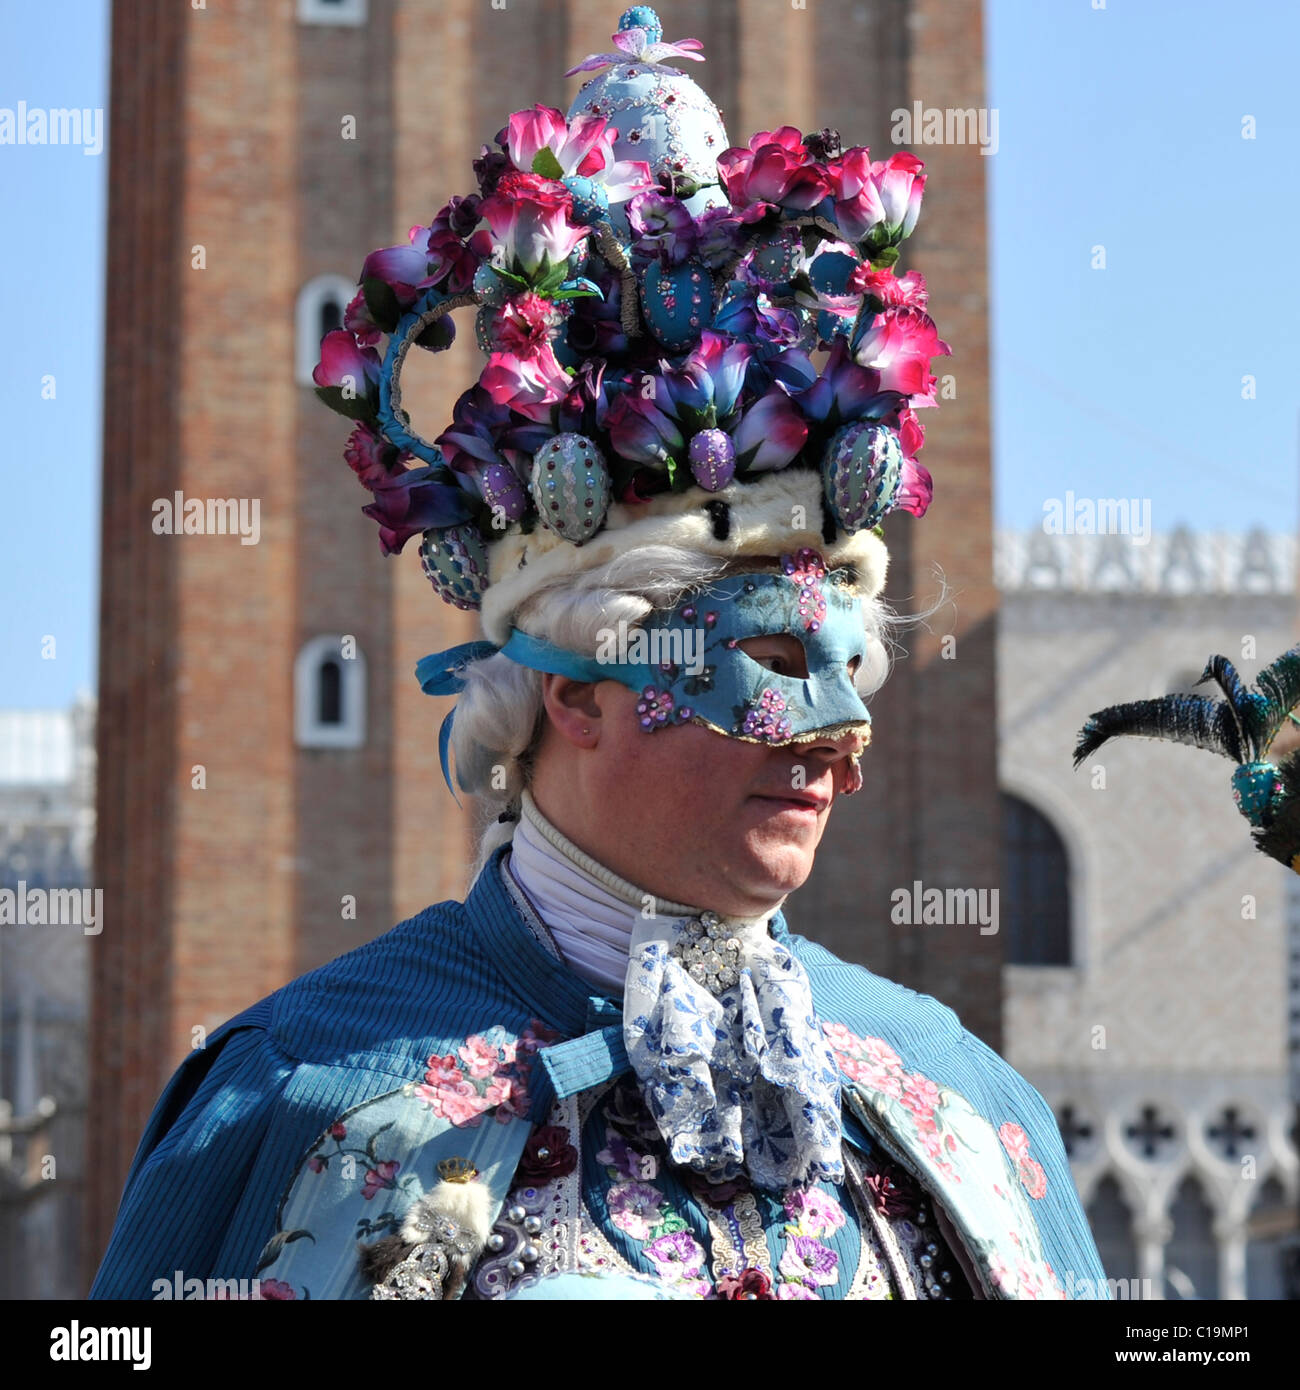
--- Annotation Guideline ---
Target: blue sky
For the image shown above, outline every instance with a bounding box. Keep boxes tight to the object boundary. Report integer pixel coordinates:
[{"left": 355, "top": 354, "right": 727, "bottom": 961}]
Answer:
[{"left": 2, "top": 0, "right": 1297, "bottom": 709}]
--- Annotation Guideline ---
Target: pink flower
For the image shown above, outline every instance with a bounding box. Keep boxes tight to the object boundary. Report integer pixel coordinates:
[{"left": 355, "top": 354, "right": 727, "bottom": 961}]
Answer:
[
  {"left": 424, "top": 1052, "right": 462, "bottom": 1087},
  {"left": 458, "top": 1035, "right": 500, "bottom": 1079},
  {"left": 731, "top": 390, "right": 808, "bottom": 471},
  {"left": 484, "top": 1073, "right": 526, "bottom": 1116},
  {"left": 777, "top": 1281, "right": 819, "bottom": 1300},
  {"left": 901, "top": 1073, "right": 941, "bottom": 1117},
  {"left": 998, "top": 1121, "right": 1030, "bottom": 1161},
  {"left": 328, "top": 1121, "right": 347, "bottom": 1140},
  {"left": 849, "top": 264, "right": 930, "bottom": 309},
  {"left": 361, "top": 1159, "right": 400, "bottom": 1199},
  {"left": 506, "top": 104, "right": 609, "bottom": 180},
  {"left": 312, "top": 329, "right": 381, "bottom": 396},
  {"left": 564, "top": 23, "right": 704, "bottom": 77},
  {"left": 487, "top": 292, "right": 565, "bottom": 358},
  {"left": 821, "top": 1021, "right": 858, "bottom": 1052},
  {"left": 718, "top": 126, "right": 831, "bottom": 213},
  {"left": 860, "top": 1036, "right": 903, "bottom": 1071},
  {"left": 344, "top": 289, "right": 382, "bottom": 347},
  {"left": 1000, "top": 1122, "right": 1048, "bottom": 1198},
  {"left": 825, "top": 146, "right": 886, "bottom": 242},
  {"left": 479, "top": 170, "right": 590, "bottom": 278},
  {"left": 782, "top": 1187, "right": 847, "bottom": 1238},
  {"left": 852, "top": 304, "right": 951, "bottom": 401},
  {"left": 360, "top": 239, "right": 432, "bottom": 308},
  {"left": 307, "top": 1155, "right": 325, "bottom": 1173},
  {"left": 873, "top": 151, "right": 927, "bottom": 238},
  {"left": 255, "top": 1279, "right": 298, "bottom": 1301},
  {"left": 429, "top": 1079, "right": 491, "bottom": 1128},
  {"left": 1019, "top": 1157, "right": 1048, "bottom": 1200},
  {"left": 479, "top": 343, "right": 573, "bottom": 421},
  {"left": 344, "top": 423, "right": 398, "bottom": 489}
]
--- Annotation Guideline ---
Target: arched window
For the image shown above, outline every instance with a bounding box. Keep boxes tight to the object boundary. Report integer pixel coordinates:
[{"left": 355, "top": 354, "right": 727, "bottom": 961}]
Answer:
[
  {"left": 1000, "top": 792, "right": 1071, "bottom": 965},
  {"left": 1085, "top": 1175, "right": 1139, "bottom": 1292},
  {"left": 296, "top": 274, "right": 360, "bottom": 386},
  {"left": 1165, "top": 1175, "right": 1219, "bottom": 1300},
  {"left": 295, "top": 636, "right": 366, "bottom": 749},
  {"left": 1246, "top": 1176, "right": 1292, "bottom": 1299},
  {"left": 298, "top": 0, "right": 367, "bottom": 26}
]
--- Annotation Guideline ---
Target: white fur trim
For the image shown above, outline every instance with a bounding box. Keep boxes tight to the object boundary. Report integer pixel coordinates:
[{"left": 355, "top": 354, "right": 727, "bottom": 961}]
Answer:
[
  {"left": 400, "top": 1178, "right": 494, "bottom": 1246},
  {"left": 481, "top": 469, "right": 889, "bottom": 644}
]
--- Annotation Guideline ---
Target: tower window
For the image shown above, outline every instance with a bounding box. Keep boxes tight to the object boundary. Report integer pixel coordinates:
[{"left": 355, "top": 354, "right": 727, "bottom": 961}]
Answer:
[
  {"left": 296, "top": 274, "right": 361, "bottom": 386},
  {"left": 295, "top": 637, "right": 366, "bottom": 749},
  {"left": 298, "top": 0, "right": 367, "bottom": 26}
]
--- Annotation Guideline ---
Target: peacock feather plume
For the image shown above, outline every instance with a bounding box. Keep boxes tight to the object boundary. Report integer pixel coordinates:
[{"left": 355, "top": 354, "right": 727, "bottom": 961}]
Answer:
[{"left": 1072, "top": 643, "right": 1300, "bottom": 870}]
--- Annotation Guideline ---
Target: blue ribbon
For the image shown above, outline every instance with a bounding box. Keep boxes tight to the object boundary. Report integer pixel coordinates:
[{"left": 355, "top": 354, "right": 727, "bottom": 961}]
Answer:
[
  {"left": 416, "top": 632, "right": 606, "bottom": 804},
  {"left": 416, "top": 640, "right": 501, "bottom": 805}
]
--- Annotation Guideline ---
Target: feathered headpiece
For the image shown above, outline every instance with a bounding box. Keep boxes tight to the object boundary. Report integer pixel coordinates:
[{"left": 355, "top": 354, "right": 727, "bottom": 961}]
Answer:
[
  {"left": 1074, "top": 644, "right": 1300, "bottom": 871},
  {"left": 315, "top": 5, "right": 950, "bottom": 651}
]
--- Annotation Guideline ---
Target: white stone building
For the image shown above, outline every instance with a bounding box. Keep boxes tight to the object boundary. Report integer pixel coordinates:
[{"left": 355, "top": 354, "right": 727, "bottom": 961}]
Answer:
[
  {"left": 996, "top": 529, "right": 1299, "bottom": 1300},
  {"left": 0, "top": 694, "right": 96, "bottom": 1298}
]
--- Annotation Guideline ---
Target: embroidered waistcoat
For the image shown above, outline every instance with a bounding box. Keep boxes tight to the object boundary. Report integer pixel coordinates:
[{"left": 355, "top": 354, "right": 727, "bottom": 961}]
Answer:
[{"left": 89, "top": 844, "right": 1109, "bottom": 1301}]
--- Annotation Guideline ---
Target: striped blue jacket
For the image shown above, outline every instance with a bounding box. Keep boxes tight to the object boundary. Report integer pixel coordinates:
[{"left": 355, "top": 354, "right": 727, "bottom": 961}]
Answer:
[{"left": 89, "top": 844, "right": 1109, "bottom": 1300}]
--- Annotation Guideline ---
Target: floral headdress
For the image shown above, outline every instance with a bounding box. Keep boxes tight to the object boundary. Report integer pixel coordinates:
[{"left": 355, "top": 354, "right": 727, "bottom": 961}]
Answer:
[{"left": 315, "top": 5, "right": 950, "bottom": 647}]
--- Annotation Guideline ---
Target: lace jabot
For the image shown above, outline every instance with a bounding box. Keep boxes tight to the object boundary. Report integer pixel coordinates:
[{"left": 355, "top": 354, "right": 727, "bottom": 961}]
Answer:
[{"left": 503, "top": 790, "right": 844, "bottom": 1189}]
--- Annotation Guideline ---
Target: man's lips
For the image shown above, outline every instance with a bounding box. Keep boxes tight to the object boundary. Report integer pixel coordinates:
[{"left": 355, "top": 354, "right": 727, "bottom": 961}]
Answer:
[{"left": 750, "top": 791, "right": 830, "bottom": 813}]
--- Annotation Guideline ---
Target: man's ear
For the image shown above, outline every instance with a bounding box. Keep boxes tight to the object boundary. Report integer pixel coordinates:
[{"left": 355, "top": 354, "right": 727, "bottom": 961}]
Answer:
[{"left": 540, "top": 674, "right": 604, "bottom": 747}]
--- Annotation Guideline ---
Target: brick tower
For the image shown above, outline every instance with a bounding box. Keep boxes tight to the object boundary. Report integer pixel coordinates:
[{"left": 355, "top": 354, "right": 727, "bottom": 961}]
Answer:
[{"left": 88, "top": 0, "right": 997, "bottom": 1281}]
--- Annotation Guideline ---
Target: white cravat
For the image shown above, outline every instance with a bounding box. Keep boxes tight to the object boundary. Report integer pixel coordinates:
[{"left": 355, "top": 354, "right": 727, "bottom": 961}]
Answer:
[{"left": 502, "top": 788, "right": 845, "bottom": 1190}]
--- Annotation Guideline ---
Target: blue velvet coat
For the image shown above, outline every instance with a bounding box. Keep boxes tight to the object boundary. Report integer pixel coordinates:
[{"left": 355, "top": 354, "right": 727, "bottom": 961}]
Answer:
[{"left": 89, "top": 845, "right": 1109, "bottom": 1300}]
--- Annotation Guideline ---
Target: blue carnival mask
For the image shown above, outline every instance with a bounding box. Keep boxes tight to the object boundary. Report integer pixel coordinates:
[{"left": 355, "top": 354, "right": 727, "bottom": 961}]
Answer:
[{"left": 419, "top": 549, "right": 872, "bottom": 799}]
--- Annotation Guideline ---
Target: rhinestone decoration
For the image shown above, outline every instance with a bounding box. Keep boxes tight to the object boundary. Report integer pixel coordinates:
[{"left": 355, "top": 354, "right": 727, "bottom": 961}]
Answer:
[
  {"left": 369, "top": 1212, "right": 478, "bottom": 1301},
  {"left": 668, "top": 910, "right": 742, "bottom": 994}
]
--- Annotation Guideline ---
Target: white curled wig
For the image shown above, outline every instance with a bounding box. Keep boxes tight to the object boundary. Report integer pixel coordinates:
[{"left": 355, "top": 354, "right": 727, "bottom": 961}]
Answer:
[{"left": 450, "top": 540, "right": 904, "bottom": 880}]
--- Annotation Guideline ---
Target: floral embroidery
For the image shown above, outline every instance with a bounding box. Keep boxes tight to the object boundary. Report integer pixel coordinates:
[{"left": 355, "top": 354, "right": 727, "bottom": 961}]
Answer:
[
  {"left": 518, "top": 1124, "right": 578, "bottom": 1183},
  {"left": 645, "top": 1230, "right": 711, "bottom": 1297},
  {"left": 254, "top": 1279, "right": 299, "bottom": 1300},
  {"left": 998, "top": 1121, "right": 1048, "bottom": 1200},
  {"left": 822, "top": 1023, "right": 960, "bottom": 1181},
  {"left": 413, "top": 1020, "right": 556, "bottom": 1128},
  {"left": 739, "top": 687, "right": 793, "bottom": 742},
  {"left": 773, "top": 1183, "right": 848, "bottom": 1297},
  {"left": 607, "top": 1181, "right": 668, "bottom": 1240},
  {"left": 780, "top": 548, "right": 828, "bottom": 633},
  {"left": 716, "top": 1267, "right": 774, "bottom": 1300},
  {"left": 778, "top": 1234, "right": 839, "bottom": 1288},
  {"left": 984, "top": 1232, "right": 1066, "bottom": 1300},
  {"left": 361, "top": 1159, "right": 401, "bottom": 1200},
  {"left": 783, "top": 1186, "right": 846, "bottom": 1239}
]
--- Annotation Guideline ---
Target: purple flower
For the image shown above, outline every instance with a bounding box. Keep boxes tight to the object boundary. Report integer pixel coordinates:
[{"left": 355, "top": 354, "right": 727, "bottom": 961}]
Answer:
[
  {"left": 628, "top": 191, "right": 698, "bottom": 267},
  {"left": 776, "top": 1281, "right": 819, "bottom": 1300},
  {"left": 778, "top": 1235, "right": 839, "bottom": 1287},
  {"left": 596, "top": 1131, "right": 658, "bottom": 1182},
  {"left": 731, "top": 390, "right": 808, "bottom": 472},
  {"left": 660, "top": 331, "right": 752, "bottom": 425},
  {"left": 360, "top": 465, "right": 475, "bottom": 556},
  {"left": 312, "top": 330, "right": 381, "bottom": 397},
  {"left": 602, "top": 390, "right": 683, "bottom": 466},
  {"left": 607, "top": 1181, "right": 666, "bottom": 1240},
  {"left": 782, "top": 1187, "right": 847, "bottom": 1238},
  {"left": 769, "top": 338, "right": 900, "bottom": 428},
  {"left": 645, "top": 1230, "right": 706, "bottom": 1279}
]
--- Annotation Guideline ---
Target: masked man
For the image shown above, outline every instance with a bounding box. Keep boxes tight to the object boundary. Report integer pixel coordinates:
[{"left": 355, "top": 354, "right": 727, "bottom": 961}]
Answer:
[{"left": 90, "top": 6, "right": 1108, "bottom": 1302}]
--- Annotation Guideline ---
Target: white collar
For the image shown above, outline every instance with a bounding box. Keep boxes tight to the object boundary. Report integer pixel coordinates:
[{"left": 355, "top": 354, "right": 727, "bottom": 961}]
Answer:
[{"left": 505, "top": 788, "right": 779, "bottom": 995}]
